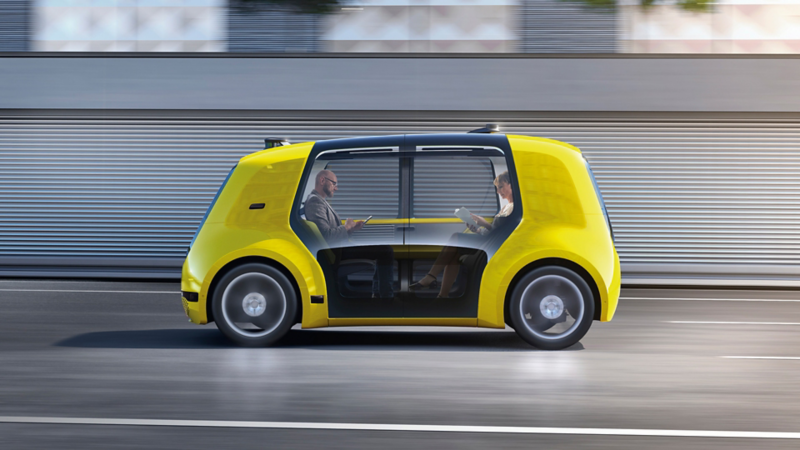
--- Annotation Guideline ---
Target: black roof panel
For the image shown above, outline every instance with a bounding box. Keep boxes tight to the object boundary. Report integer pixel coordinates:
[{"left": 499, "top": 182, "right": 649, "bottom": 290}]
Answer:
[
  {"left": 311, "top": 135, "right": 404, "bottom": 152},
  {"left": 311, "top": 133, "right": 510, "bottom": 153}
]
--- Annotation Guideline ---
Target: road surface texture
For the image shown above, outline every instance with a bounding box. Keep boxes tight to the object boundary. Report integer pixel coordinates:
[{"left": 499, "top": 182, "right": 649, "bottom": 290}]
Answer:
[{"left": 0, "top": 279, "right": 798, "bottom": 449}]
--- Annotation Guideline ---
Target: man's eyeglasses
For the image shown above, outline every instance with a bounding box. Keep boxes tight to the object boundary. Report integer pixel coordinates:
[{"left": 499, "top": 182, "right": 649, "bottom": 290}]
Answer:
[{"left": 324, "top": 177, "right": 338, "bottom": 186}]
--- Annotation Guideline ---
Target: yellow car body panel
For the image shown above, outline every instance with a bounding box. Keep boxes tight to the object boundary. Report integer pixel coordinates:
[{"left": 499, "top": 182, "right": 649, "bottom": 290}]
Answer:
[
  {"left": 182, "top": 133, "right": 620, "bottom": 332},
  {"left": 477, "top": 135, "right": 620, "bottom": 327},
  {"left": 181, "top": 142, "right": 329, "bottom": 328}
]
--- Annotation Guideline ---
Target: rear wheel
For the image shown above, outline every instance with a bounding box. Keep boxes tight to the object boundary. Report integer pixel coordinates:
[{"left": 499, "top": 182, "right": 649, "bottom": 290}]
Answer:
[
  {"left": 212, "top": 263, "right": 297, "bottom": 347},
  {"left": 509, "top": 266, "right": 595, "bottom": 350}
]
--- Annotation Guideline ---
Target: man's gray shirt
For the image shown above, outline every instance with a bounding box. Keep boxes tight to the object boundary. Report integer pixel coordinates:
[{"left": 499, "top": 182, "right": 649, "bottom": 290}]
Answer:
[{"left": 305, "top": 191, "right": 349, "bottom": 246}]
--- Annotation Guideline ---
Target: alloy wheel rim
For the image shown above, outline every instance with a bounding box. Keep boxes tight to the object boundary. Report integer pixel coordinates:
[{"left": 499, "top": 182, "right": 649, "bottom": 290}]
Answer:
[
  {"left": 242, "top": 293, "right": 267, "bottom": 317},
  {"left": 222, "top": 272, "right": 286, "bottom": 337},
  {"left": 539, "top": 295, "right": 565, "bottom": 319},
  {"left": 519, "top": 274, "right": 584, "bottom": 340}
]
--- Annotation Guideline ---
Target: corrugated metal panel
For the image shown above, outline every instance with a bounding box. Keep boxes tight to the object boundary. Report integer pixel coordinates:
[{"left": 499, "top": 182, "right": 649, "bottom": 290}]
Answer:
[
  {"left": 313, "top": 157, "right": 502, "bottom": 219},
  {"left": 1, "top": 112, "right": 800, "bottom": 284},
  {"left": 413, "top": 157, "right": 499, "bottom": 219},
  {"left": 349, "top": 223, "right": 396, "bottom": 245},
  {"left": 228, "top": 5, "right": 320, "bottom": 53},
  {"left": 323, "top": 159, "right": 400, "bottom": 219},
  {"left": 0, "top": 118, "right": 238, "bottom": 275},
  {"left": 0, "top": 0, "right": 29, "bottom": 51},
  {"left": 517, "top": 0, "right": 616, "bottom": 53},
  {"left": 322, "top": 159, "right": 399, "bottom": 245}
]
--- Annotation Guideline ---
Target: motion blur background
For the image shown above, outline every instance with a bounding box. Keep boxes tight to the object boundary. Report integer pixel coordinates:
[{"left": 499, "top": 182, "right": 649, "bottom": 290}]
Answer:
[
  {"left": 3, "top": 0, "right": 799, "bottom": 53},
  {"left": 1, "top": 0, "right": 800, "bottom": 287},
  {"left": 2, "top": 3, "right": 800, "bottom": 449}
]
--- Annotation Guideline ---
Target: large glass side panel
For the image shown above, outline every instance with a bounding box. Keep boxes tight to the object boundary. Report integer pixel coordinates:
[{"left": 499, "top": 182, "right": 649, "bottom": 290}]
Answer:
[
  {"left": 296, "top": 152, "right": 404, "bottom": 318},
  {"left": 404, "top": 153, "right": 518, "bottom": 318}
]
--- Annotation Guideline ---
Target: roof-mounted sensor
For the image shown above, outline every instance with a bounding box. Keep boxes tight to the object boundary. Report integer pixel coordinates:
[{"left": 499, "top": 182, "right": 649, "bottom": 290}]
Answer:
[
  {"left": 468, "top": 124, "right": 500, "bottom": 134},
  {"left": 264, "top": 138, "right": 290, "bottom": 149}
]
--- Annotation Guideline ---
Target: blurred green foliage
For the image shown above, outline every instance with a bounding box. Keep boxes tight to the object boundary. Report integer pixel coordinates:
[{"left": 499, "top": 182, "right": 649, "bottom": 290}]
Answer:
[
  {"left": 568, "top": 0, "right": 713, "bottom": 12},
  {"left": 675, "top": 0, "right": 714, "bottom": 12}
]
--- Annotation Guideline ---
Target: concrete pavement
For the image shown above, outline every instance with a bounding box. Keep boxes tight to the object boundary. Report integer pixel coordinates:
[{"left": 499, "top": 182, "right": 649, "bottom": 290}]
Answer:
[{"left": 0, "top": 280, "right": 798, "bottom": 449}]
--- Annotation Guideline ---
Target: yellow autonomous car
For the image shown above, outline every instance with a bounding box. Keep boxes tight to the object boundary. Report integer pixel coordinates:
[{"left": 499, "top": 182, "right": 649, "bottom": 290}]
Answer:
[{"left": 181, "top": 126, "right": 620, "bottom": 350}]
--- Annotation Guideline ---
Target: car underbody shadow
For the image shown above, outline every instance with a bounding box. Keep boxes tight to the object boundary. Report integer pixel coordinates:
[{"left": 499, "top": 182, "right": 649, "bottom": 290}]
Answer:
[
  {"left": 55, "top": 327, "right": 585, "bottom": 352},
  {"left": 54, "top": 328, "right": 235, "bottom": 349},
  {"left": 274, "top": 329, "right": 585, "bottom": 352}
]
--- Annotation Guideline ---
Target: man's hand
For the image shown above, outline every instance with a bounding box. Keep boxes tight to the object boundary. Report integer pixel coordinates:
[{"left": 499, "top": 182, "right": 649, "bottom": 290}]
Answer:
[{"left": 345, "top": 218, "right": 365, "bottom": 234}]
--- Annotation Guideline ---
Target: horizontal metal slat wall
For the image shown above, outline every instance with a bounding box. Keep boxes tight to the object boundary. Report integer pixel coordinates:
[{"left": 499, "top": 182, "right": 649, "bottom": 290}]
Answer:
[
  {"left": 0, "top": 0, "right": 29, "bottom": 51},
  {"left": 323, "top": 159, "right": 400, "bottom": 219},
  {"left": 1, "top": 111, "right": 799, "bottom": 283},
  {"left": 0, "top": 116, "right": 242, "bottom": 276},
  {"left": 227, "top": 5, "right": 320, "bottom": 53},
  {"left": 517, "top": 0, "right": 617, "bottom": 53},
  {"left": 413, "top": 157, "right": 499, "bottom": 219}
]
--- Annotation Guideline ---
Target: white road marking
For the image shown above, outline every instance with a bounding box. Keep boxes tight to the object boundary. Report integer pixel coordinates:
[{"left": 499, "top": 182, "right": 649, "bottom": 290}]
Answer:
[
  {"left": 667, "top": 321, "right": 800, "bottom": 325},
  {"left": 722, "top": 356, "right": 800, "bottom": 360},
  {"left": 0, "top": 416, "right": 798, "bottom": 439},
  {"left": 0, "top": 289, "right": 177, "bottom": 294},
  {"left": 0, "top": 293, "right": 794, "bottom": 299},
  {"left": 625, "top": 297, "right": 800, "bottom": 303}
]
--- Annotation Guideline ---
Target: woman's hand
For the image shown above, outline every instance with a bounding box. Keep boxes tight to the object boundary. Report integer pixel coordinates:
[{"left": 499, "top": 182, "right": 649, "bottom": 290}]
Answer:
[
  {"left": 466, "top": 223, "right": 479, "bottom": 233},
  {"left": 471, "top": 214, "right": 491, "bottom": 229}
]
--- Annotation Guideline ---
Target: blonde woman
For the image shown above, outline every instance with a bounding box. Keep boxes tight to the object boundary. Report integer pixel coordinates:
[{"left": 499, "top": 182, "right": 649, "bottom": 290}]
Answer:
[{"left": 411, "top": 171, "right": 514, "bottom": 298}]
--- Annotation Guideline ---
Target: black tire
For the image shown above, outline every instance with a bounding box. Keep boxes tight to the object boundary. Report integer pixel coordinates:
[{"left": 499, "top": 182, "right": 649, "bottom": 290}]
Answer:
[
  {"left": 212, "top": 263, "right": 297, "bottom": 347},
  {"left": 509, "top": 266, "right": 595, "bottom": 350}
]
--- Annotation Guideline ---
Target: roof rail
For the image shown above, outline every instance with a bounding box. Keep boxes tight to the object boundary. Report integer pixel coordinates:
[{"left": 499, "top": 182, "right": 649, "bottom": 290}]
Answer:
[
  {"left": 467, "top": 123, "right": 499, "bottom": 134},
  {"left": 264, "top": 138, "right": 290, "bottom": 149}
]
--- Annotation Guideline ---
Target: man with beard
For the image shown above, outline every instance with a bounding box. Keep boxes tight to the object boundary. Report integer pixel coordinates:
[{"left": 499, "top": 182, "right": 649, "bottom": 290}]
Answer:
[{"left": 304, "top": 169, "right": 395, "bottom": 298}]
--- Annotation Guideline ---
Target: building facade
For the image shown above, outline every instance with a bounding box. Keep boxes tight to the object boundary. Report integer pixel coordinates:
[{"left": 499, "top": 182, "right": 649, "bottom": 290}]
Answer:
[
  {"left": 0, "top": 0, "right": 794, "bottom": 54},
  {"left": 619, "top": 0, "right": 800, "bottom": 53}
]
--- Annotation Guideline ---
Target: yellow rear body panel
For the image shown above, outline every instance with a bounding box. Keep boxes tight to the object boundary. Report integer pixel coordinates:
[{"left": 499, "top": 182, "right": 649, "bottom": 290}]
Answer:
[{"left": 477, "top": 136, "right": 620, "bottom": 327}]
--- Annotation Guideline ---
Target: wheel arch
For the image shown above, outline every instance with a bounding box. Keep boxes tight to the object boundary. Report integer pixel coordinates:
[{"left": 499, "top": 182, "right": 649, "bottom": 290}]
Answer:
[
  {"left": 206, "top": 256, "right": 303, "bottom": 325},
  {"left": 504, "top": 257, "right": 602, "bottom": 325}
]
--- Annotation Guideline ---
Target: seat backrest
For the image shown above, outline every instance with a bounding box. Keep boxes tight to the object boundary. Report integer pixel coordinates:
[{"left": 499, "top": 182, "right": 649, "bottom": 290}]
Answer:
[{"left": 302, "top": 220, "right": 337, "bottom": 265}]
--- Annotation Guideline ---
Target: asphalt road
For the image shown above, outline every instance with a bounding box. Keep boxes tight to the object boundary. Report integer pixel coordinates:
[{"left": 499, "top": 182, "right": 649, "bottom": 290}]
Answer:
[{"left": 0, "top": 279, "right": 799, "bottom": 449}]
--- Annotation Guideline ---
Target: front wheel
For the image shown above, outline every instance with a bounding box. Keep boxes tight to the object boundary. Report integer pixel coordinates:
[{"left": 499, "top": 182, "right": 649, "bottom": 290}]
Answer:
[
  {"left": 212, "top": 263, "right": 297, "bottom": 347},
  {"left": 509, "top": 266, "right": 595, "bottom": 350}
]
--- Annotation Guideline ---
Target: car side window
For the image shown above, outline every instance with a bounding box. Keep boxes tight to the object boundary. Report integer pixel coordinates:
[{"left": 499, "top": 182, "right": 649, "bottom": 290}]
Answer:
[
  {"left": 294, "top": 150, "right": 403, "bottom": 311},
  {"left": 412, "top": 156, "right": 504, "bottom": 219},
  {"left": 324, "top": 158, "right": 400, "bottom": 219},
  {"left": 296, "top": 151, "right": 404, "bottom": 255}
]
